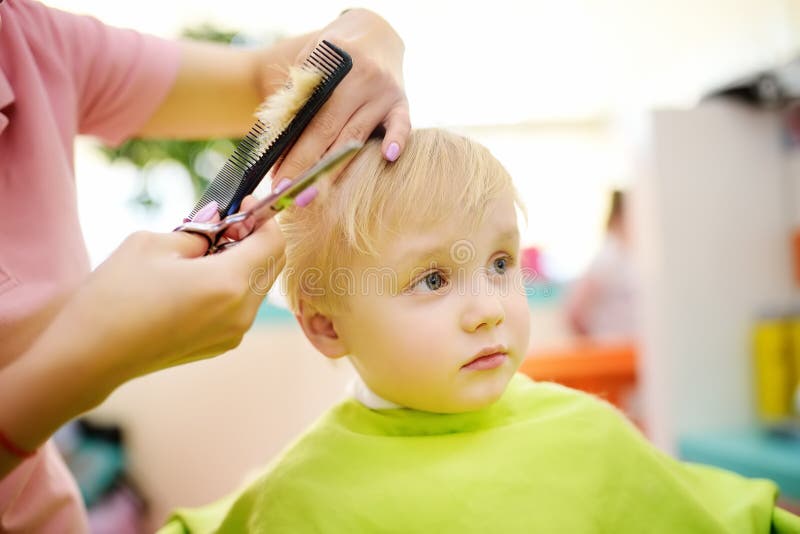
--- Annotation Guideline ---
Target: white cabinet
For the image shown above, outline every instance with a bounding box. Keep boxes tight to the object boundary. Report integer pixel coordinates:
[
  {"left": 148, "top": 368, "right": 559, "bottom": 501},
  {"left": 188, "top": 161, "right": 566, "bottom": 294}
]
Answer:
[{"left": 633, "top": 101, "right": 798, "bottom": 451}]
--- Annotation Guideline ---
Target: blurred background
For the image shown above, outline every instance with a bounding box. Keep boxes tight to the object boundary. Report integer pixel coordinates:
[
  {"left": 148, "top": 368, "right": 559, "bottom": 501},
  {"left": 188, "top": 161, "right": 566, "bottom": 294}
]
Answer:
[{"left": 43, "top": 0, "right": 800, "bottom": 530}]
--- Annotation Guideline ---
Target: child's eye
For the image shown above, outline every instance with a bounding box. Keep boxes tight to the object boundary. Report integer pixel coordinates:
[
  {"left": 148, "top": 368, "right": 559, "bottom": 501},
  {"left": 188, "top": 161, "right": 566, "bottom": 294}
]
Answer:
[
  {"left": 410, "top": 270, "right": 449, "bottom": 293},
  {"left": 491, "top": 255, "right": 513, "bottom": 275}
]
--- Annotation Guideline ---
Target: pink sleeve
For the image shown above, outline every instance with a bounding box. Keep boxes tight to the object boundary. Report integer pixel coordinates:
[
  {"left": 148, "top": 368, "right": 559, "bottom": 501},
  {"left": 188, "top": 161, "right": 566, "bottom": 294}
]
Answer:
[
  {"left": 0, "top": 442, "right": 88, "bottom": 532},
  {"left": 36, "top": 2, "right": 182, "bottom": 145}
]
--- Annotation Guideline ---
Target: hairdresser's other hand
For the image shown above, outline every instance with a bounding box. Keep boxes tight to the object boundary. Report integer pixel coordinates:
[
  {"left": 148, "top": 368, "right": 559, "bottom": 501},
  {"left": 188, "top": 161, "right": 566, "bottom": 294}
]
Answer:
[{"left": 272, "top": 8, "right": 409, "bottom": 186}]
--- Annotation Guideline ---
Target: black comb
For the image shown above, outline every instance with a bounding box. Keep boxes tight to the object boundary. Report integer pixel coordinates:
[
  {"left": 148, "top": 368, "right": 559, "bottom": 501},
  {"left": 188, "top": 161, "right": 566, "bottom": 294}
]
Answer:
[{"left": 186, "top": 40, "right": 352, "bottom": 220}]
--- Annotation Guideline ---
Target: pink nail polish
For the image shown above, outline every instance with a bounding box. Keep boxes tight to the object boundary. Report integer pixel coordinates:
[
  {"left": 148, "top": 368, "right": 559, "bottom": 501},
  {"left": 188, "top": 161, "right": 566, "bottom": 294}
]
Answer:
[
  {"left": 385, "top": 142, "right": 400, "bottom": 162},
  {"left": 294, "top": 186, "right": 319, "bottom": 207},
  {"left": 274, "top": 178, "right": 292, "bottom": 194},
  {"left": 192, "top": 201, "right": 219, "bottom": 222}
]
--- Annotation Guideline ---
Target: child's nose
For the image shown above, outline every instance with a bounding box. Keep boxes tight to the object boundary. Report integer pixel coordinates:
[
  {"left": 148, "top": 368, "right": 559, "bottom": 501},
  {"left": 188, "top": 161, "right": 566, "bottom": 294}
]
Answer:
[{"left": 459, "top": 285, "right": 505, "bottom": 333}]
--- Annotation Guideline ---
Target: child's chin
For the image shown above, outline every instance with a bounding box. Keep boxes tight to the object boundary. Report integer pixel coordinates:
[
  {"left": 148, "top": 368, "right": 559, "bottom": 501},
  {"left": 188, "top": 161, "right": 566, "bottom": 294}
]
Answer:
[{"left": 442, "top": 375, "right": 515, "bottom": 413}]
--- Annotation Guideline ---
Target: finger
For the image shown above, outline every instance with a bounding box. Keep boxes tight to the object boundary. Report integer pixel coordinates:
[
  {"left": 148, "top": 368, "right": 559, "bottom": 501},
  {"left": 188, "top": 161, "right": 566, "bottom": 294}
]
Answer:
[
  {"left": 159, "top": 230, "right": 214, "bottom": 259},
  {"left": 162, "top": 200, "right": 221, "bottom": 258},
  {"left": 325, "top": 101, "right": 399, "bottom": 181},
  {"left": 328, "top": 101, "right": 381, "bottom": 148},
  {"left": 192, "top": 201, "right": 221, "bottom": 223},
  {"left": 380, "top": 102, "right": 411, "bottom": 162},
  {"left": 212, "top": 218, "right": 286, "bottom": 275},
  {"left": 273, "top": 178, "right": 292, "bottom": 194},
  {"left": 270, "top": 177, "right": 318, "bottom": 207},
  {"left": 269, "top": 158, "right": 288, "bottom": 190},
  {"left": 221, "top": 219, "right": 287, "bottom": 310},
  {"left": 221, "top": 195, "right": 259, "bottom": 241},
  {"left": 293, "top": 186, "right": 319, "bottom": 207},
  {"left": 272, "top": 93, "right": 359, "bottom": 182}
]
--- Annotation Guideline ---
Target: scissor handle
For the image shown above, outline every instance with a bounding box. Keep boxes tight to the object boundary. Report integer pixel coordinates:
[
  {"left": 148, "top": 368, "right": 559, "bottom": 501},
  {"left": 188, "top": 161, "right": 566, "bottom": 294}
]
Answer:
[{"left": 172, "top": 220, "right": 228, "bottom": 254}]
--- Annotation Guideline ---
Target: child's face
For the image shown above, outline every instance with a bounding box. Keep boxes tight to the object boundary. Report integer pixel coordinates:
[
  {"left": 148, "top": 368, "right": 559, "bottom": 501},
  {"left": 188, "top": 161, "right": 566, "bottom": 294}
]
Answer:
[{"left": 332, "top": 190, "right": 530, "bottom": 413}]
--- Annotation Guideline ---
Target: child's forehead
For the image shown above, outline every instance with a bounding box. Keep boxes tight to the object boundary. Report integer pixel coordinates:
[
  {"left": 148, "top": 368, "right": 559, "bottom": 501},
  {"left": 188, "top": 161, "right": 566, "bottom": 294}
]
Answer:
[{"left": 358, "top": 192, "right": 520, "bottom": 269}]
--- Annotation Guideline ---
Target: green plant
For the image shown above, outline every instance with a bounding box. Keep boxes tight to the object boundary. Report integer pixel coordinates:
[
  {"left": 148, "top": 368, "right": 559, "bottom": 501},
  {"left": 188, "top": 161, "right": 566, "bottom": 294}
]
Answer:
[
  {"left": 98, "top": 136, "right": 239, "bottom": 209},
  {"left": 97, "top": 24, "right": 279, "bottom": 210}
]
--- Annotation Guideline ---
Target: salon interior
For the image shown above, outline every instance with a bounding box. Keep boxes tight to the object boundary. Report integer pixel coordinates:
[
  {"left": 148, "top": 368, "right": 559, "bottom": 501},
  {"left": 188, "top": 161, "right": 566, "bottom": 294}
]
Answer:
[{"left": 43, "top": 0, "right": 800, "bottom": 529}]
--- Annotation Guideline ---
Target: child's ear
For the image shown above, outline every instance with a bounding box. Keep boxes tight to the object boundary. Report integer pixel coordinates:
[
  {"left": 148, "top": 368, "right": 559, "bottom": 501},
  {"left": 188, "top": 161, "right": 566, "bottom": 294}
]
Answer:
[{"left": 295, "top": 300, "right": 348, "bottom": 359}]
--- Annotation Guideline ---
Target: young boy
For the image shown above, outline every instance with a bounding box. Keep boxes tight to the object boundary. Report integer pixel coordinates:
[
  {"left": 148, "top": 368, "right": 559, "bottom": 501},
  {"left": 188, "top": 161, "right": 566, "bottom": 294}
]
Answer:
[{"left": 164, "top": 130, "right": 799, "bottom": 533}]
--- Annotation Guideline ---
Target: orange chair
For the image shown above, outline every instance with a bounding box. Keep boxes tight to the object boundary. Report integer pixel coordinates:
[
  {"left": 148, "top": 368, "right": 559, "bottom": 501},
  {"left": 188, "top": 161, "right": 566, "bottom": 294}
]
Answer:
[{"left": 519, "top": 342, "right": 637, "bottom": 412}]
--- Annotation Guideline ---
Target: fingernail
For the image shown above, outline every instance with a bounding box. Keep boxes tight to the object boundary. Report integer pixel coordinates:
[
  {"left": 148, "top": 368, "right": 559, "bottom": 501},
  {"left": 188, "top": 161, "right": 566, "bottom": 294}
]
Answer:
[
  {"left": 192, "top": 201, "right": 219, "bottom": 222},
  {"left": 384, "top": 142, "right": 400, "bottom": 162},
  {"left": 294, "top": 186, "right": 319, "bottom": 207},
  {"left": 274, "top": 178, "right": 292, "bottom": 194}
]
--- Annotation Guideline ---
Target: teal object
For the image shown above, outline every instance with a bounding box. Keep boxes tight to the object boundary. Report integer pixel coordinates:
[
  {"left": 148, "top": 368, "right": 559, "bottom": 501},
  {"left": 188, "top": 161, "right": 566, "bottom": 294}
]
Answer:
[
  {"left": 679, "top": 427, "right": 800, "bottom": 501},
  {"left": 70, "top": 439, "right": 125, "bottom": 507},
  {"left": 525, "top": 281, "right": 562, "bottom": 306},
  {"left": 254, "top": 300, "right": 295, "bottom": 324}
]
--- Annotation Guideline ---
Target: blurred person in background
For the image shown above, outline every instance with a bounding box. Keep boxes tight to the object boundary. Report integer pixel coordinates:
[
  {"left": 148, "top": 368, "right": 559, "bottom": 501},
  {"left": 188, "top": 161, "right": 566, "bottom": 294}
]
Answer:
[{"left": 565, "top": 189, "right": 637, "bottom": 341}]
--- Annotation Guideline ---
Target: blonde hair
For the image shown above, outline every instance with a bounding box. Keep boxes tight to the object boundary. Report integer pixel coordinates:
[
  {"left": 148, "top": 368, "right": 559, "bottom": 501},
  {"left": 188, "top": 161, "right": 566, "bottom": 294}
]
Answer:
[{"left": 280, "top": 128, "right": 521, "bottom": 314}]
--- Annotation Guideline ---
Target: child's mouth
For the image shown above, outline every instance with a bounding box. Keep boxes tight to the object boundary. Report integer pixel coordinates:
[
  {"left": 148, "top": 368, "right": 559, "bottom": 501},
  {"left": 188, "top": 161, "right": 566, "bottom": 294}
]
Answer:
[{"left": 462, "top": 346, "right": 509, "bottom": 371}]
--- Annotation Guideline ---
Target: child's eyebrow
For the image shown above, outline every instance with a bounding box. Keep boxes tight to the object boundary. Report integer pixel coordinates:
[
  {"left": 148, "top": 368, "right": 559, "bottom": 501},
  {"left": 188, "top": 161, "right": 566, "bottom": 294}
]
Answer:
[
  {"left": 396, "top": 244, "right": 451, "bottom": 271},
  {"left": 395, "top": 227, "right": 521, "bottom": 272},
  {"left": 496, "top": 227, "right": 520, "bottom": 244}
]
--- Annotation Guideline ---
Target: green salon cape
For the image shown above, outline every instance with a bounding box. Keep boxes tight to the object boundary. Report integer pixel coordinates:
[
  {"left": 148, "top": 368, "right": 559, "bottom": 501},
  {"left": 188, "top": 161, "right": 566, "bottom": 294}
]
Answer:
[{"left": 162, "top": 374, "right": 799, "bottom": 533}]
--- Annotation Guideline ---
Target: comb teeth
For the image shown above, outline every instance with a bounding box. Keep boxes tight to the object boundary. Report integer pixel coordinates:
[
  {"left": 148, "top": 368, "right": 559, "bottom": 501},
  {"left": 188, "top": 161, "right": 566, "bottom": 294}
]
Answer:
[
  {"left": 191, "top": 123, "right": 266, "bottom": 215},
  {"left": 187, "top": 40, "right": 352, "bottom": 220}
]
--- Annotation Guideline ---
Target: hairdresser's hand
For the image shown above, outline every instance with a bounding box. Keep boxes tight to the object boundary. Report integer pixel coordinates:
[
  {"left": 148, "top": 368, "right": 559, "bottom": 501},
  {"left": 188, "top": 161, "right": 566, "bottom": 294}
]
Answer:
[
  {"left": 0, "top": 200, "right": 284, "bottom": 473},
  {"left": 272, "top": 8, "right": 410, "bottom": 186},
  {"left": 36, "top": 204, "right": 283, "bottom": 392},
  {"left": 98, "top": 223, "right": 282, "bottom": 382}
]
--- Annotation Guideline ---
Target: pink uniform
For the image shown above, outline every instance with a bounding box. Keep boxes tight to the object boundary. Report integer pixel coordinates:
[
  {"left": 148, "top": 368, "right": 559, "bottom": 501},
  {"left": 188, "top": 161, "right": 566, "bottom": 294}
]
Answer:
[{"left": 0, "top": 0, "right": 180, "bottom": 530}]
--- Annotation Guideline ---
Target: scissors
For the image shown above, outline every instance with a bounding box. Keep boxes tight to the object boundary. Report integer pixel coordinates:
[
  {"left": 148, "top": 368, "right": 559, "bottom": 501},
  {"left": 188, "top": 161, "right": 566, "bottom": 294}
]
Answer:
[{"left": 174, "top": 141, "right": 362, "bottom": 255}]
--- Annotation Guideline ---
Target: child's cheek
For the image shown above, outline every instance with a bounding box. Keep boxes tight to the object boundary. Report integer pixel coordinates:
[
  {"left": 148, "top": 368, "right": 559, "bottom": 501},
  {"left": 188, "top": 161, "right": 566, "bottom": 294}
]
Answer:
[{"left": 508, "top": 294, "right": 531, "bottom": 347}]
